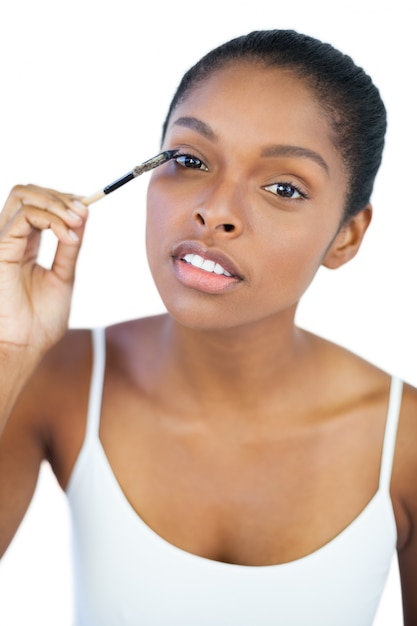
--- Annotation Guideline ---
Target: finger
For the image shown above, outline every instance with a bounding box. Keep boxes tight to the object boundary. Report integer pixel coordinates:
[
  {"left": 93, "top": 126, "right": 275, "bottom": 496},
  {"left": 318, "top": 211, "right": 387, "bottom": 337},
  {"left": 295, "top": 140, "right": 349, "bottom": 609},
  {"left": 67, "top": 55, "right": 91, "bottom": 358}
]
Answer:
[
  {"left": 0, "top": 209, "right": 37, "bottom": 264},
  {"left": 0, "top": 206, "right": 83, "bottom": 264},
  {"left": 22, "top": 229, "right": 42, "bottom": 266},
  {"left": 22, "top": 205, "right": 83, "bottom": 239},
  {"left": 51, "top": 218, "right": 87, "bottom": 284},
  {"left": 24, "top": 184, "right": 89, "bottom": 217},
  {"left": 25, "top": 186, "right": 89, "bottom": 220},
  {"left": 0, "top": 184, "right": 87, "bottom": 228}
]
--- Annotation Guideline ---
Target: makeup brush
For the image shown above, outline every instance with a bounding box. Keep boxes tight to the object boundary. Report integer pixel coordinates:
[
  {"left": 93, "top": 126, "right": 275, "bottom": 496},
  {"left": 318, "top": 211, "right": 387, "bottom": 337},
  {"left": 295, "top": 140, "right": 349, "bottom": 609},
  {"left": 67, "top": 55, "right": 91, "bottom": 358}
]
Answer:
[{"left": 82, "top": 149, "right": 179, "bottom": 206}]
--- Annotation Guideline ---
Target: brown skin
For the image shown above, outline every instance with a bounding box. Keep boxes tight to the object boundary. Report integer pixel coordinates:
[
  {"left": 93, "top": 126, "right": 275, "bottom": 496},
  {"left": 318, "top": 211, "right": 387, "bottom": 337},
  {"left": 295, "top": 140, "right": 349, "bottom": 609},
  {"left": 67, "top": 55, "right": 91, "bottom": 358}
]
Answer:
[{"left": 0, "top": 62, "right": 417, "bottom": 621}]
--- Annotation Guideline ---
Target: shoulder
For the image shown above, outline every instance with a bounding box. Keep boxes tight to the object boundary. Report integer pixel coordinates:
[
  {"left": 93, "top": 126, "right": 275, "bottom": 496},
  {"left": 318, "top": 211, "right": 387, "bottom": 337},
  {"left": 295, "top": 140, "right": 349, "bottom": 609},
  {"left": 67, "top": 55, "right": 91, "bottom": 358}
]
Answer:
[
  {"left": 40, "top": 314, "right": 166, "bottom": 402},
  {"left": 8, "top": 328, "right": 93, "bottom": 427},
  {"left": 7, "top": 329, "right": 93, "bottom": 442},
  {"left": 41, "top": 327, "right": 92, "bottom": 371},
  {"left": 302, "top": 330, "right": 392, "bottom": 402},
  {"left": 106, "top": 314, "right": 168, "bottom": 344},
  {"left": 29, "top": 328, "right": 93, "bottom": 415}
]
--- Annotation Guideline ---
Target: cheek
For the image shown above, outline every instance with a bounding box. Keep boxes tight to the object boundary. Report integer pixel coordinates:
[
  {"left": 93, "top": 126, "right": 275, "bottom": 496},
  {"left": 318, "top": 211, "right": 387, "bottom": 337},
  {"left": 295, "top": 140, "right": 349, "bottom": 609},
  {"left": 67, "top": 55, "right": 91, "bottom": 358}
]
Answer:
[
  {"left": 145, "top": 197, "right": 164, "bottom": 282},
  {"left": 145, "top": 178, "right": 187, "bottom": 278},
  {"left": 146, "top": 174, "right": 187, "bottom": 231},
  {"left": 146, "top": 180, "right": 168, "bottom": 227},
  {"left": 255, "top": 219, "right": 335, "bottom": 298}
]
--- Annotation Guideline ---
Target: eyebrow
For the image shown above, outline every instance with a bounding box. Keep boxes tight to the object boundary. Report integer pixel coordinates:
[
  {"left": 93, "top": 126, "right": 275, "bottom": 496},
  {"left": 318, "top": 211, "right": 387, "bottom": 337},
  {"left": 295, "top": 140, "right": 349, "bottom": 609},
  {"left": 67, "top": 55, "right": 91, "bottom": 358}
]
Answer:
[
  {"left": 261, "top": 145, "right": 329, "bottom": 174},
  {"left": 173, "top": 116, "right": 218, "bottom": 141},
  {"left": 172, "top": 115, "right": 328, "bottom": 174}
]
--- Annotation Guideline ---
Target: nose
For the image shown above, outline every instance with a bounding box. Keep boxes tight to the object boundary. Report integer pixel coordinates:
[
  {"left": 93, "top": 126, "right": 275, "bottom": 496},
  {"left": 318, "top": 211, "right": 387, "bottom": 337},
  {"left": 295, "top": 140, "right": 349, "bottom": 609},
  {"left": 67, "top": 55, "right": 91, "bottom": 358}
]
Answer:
[{"left": 192, "top": 180, "right": 244, "bottom": 237}]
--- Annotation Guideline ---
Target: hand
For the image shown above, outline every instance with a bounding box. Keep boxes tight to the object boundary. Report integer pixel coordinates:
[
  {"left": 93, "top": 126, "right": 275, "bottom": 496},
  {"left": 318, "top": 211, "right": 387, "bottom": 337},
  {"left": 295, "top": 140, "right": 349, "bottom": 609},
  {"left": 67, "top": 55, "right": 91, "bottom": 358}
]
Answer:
[{"left": 0, "top": 184, "right": 88, "bottom": 355}]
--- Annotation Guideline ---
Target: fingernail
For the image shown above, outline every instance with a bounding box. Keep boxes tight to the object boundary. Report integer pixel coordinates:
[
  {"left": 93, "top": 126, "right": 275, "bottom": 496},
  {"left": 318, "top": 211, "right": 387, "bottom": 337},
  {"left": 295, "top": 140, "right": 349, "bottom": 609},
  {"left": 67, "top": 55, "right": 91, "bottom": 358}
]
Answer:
[
  {"left": 72, "top": 200, "right": 86, "bottom": 209},
  {"left": 71, "top": 199, "right": 88, "bottom": 213},
  {"left": 68, "top": 229, "right": 80, "bottom": 241},
  {"left": 67, "top": 209, "right": 83, "bottom": 223}
]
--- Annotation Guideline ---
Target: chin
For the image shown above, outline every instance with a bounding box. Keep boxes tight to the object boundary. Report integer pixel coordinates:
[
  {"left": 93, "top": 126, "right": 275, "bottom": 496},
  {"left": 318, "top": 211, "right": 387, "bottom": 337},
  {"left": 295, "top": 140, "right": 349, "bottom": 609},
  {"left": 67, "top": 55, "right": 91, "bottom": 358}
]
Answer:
[{"left": 163, "top": 300, "right": 244, "bottom": 332}]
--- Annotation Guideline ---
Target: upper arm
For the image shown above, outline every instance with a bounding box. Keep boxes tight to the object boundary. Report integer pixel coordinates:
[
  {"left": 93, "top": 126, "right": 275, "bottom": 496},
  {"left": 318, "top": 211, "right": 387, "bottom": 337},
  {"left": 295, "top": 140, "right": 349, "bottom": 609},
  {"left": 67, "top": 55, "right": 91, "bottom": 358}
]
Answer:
[
  {"left": 399, "top": 531, "right": 417, "bottom": 624},
  {"left": 395, "top": 384, "right": 417, "bottom": 624},
  {"left": 0, "top": 328, "right": 91, "bottom": 557},
  {"left": 0, "top": 372, "right": 47, "bottom": 556}
]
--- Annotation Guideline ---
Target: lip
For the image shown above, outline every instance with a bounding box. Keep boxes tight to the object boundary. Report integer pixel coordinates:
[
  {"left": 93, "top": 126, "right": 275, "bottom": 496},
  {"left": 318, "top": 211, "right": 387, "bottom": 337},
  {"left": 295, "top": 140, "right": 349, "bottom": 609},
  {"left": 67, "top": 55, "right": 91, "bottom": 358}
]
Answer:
[
  {"left": 172, "top": 241, "right": 243, "bottom": 279},
  {"left": 171, "top": 241, "right": 244, "bottom": 294}
]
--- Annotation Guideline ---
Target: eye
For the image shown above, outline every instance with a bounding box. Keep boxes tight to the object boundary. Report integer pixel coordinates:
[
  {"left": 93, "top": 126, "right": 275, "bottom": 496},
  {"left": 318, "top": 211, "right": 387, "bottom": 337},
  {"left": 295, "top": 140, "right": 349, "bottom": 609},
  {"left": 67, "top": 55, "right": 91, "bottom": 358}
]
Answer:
[
  {"left": 175, "top": 153, "right": 209, "bottom": 171},
  {"left": 264, "top": 182, "right": 307, "bottom": 200}
]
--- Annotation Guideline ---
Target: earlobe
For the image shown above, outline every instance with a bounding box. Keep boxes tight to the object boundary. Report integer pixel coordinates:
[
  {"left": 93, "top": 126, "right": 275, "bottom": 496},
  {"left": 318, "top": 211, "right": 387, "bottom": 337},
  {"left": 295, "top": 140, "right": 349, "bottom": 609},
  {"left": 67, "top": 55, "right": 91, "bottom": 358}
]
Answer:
[{"left": 322, "top": 205, "right": 373, "bottom": 269}]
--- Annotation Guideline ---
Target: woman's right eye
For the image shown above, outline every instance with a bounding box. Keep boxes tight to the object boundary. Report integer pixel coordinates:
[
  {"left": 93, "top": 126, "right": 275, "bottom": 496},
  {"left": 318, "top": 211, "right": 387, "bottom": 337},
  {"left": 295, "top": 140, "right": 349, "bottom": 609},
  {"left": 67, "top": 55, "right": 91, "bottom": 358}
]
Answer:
[{"left": 174, "top": 154, "right": 209, "bottom": 171}]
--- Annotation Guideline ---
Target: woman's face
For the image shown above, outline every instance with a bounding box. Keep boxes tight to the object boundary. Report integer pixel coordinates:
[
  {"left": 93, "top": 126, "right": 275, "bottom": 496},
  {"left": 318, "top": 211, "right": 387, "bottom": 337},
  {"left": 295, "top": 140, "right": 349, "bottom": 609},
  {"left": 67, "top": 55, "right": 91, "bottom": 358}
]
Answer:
[{"left": 146, "top": 62, "right": 348, "bottom": 331}]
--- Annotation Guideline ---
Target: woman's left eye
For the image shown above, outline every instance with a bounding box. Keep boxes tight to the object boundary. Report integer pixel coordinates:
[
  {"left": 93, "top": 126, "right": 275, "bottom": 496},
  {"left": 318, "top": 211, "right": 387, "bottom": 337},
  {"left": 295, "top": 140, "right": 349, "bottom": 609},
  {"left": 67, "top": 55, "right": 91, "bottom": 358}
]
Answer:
[
  {"left": 174, "top": 153, "right": 209, "bottom": 171},
  {"left": 263, "top": 182, "right": 307, "bottom": 199}
]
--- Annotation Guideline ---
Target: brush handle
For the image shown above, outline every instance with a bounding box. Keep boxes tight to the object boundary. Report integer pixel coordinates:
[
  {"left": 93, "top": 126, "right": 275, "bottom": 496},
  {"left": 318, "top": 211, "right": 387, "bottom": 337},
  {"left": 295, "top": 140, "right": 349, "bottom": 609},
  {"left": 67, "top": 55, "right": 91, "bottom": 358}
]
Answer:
[
  {"left": 82, "top": 189, "right": 106, "bottom": 206},
  {"left": 82, "top": 171, "right": 135, "bottom": 205},
  {"left": 103, "top": 171, "right": 136, "bottom": 194},
  {"left": 81, "top": 150, "right": 178, "bottom": 206}
]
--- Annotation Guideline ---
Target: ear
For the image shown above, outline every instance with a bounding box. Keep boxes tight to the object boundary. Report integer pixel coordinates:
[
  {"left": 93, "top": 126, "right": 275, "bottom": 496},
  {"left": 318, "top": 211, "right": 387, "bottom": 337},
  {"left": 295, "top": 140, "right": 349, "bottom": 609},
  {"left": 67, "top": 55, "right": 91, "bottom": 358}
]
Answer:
[{"left": 322, "top": 205, "right": 372, "bottom": 270}]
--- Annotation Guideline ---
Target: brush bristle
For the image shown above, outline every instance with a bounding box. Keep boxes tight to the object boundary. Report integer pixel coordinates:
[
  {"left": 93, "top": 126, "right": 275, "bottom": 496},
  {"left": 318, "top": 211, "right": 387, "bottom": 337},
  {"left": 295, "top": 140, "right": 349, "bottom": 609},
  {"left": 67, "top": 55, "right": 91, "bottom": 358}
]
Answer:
[{"left": 132, "top": 150, "right": 178, "bottom": 177}]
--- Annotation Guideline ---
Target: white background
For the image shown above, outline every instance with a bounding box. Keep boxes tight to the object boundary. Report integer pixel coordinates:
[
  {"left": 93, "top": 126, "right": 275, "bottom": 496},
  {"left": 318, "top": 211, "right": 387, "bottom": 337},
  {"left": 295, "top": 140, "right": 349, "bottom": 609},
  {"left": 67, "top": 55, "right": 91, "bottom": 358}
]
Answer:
[{"left": 0, "top": 0, "right": 415, "bottom": 623}]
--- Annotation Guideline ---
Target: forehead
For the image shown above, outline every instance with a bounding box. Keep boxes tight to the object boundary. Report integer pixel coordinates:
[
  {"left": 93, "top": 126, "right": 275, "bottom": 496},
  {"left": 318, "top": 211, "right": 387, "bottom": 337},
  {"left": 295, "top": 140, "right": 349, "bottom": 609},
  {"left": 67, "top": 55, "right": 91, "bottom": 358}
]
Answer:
[{"left": 168, "top": 62, "right": 342, "bottom": 171}]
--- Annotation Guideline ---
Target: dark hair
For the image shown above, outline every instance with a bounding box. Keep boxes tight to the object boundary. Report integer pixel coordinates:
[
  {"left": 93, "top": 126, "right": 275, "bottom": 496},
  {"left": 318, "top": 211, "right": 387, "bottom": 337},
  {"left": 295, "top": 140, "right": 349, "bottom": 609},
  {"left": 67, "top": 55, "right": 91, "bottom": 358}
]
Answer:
[{"left": 162, "top": 30, "right": 387, "bottom": 223}]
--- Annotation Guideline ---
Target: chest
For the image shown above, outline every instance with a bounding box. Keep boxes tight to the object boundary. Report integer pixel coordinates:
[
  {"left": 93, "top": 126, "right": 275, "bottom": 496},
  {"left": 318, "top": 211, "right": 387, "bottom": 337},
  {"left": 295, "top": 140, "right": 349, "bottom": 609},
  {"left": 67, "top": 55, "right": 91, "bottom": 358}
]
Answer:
[{"left": 94, "top": 389, "right": 386, "bottom": 566}]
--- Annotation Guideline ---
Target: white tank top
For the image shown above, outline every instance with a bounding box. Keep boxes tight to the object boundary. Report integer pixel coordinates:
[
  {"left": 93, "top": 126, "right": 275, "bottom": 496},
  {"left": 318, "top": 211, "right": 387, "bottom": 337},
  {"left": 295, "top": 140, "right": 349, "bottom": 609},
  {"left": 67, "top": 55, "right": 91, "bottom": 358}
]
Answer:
[{"left": 67, "top": 327, "right": 402, "bottom": 626}]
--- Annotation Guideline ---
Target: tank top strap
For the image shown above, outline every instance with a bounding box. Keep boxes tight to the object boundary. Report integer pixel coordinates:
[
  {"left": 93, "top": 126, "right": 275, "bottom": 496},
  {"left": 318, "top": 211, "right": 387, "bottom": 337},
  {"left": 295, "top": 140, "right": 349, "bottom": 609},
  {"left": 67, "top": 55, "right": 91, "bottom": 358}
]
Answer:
[
  {"left": 85, "top": 327, "right": 107, "bottom": 441},
  {"left": 379, "top": 376, "right": 403, "bottom": 491}
]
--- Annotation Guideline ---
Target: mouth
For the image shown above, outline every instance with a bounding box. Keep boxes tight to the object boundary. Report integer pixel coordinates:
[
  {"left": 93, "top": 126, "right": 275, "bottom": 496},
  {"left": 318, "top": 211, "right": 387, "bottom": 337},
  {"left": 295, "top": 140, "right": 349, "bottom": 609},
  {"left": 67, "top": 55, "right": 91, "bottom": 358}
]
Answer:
[
  {"left": 181, "top": 253, "right": 233, "bottom": 277},
  {"left": 171, "top": 242, "right": 243, "bottom": 293}
]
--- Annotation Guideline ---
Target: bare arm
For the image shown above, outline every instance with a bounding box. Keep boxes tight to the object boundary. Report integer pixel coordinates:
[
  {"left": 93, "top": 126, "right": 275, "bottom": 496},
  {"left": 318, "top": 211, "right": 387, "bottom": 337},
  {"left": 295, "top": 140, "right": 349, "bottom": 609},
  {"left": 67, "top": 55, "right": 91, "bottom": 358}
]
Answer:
[
  {"left": 396, "top": 384, "right": 417, "bottom": 624},
  {"left": 0, "top": 370, "right": 47, "bottom": 556},
  {"left": 0, "top": 184, "right": 88, "bottom": 553},
  {"left": 0, "top": 184, "right": 88, "bottom": 433}
]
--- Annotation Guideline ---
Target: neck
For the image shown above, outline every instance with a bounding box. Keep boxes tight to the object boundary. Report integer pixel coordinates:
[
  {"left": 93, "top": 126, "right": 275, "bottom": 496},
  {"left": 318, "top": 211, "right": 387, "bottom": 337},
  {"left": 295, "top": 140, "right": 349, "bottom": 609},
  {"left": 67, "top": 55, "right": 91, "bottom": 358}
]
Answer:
[{"left": 156, "top": 311, "right": 311, "bottom": 414}]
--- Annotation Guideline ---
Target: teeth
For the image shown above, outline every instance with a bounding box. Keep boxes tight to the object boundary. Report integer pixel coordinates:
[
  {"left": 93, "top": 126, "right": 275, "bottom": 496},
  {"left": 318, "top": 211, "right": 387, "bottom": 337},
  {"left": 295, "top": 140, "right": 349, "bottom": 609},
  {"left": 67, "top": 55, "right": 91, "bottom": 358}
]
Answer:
[
  {"left": 201, "top": 259, "right": 215, "bottom": 272},
  {"left": 182, "top": 253, "right": 232, "bottom": 277},
  {"left": 190, "top": 254, "right": 204, "bottom": 268}
]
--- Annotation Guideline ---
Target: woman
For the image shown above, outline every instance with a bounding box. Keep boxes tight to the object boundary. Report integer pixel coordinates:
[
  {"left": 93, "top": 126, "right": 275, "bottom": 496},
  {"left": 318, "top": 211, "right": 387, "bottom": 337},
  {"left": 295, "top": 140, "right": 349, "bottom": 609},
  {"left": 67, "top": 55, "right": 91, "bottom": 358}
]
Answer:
[{"left": 0, "top": 30, "right": 416, "bottom": 625}]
